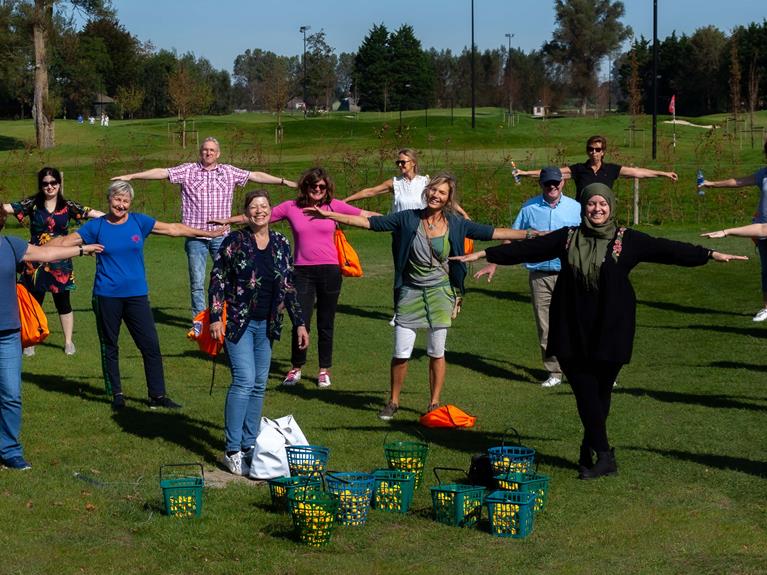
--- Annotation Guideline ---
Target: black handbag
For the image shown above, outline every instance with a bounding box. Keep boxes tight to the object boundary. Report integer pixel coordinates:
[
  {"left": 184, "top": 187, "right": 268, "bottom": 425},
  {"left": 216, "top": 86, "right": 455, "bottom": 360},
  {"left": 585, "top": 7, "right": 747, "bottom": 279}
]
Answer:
[{"left": 467, "top": 452, "right": 495, "bottom": 488}]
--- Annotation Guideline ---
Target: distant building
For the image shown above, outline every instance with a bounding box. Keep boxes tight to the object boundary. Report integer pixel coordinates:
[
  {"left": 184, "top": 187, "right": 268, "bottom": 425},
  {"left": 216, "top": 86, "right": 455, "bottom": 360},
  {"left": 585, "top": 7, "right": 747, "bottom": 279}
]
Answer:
[
  {"left": 533, "top": 102, "right": 549, "bottom": 118},
  {"left": 286, "top": 97, "right": 306, "bottom": 111},
  {"left": 338, "top": 97, "right": 361, "bottom": 113}
]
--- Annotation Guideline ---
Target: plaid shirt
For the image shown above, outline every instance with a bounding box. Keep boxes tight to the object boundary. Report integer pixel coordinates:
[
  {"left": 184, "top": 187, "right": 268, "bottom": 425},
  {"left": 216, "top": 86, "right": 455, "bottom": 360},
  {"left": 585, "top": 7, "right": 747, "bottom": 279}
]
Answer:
[{"left": 167, "top": 162, "right": 249, "bottom": 231}]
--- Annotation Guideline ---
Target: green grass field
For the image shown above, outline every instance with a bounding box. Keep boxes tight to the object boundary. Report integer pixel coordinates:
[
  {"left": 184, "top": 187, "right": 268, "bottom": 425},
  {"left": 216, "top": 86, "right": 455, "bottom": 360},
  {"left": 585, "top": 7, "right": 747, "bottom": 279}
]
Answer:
[{"left": 0, "top": 111, "right": 765, "bottom": 574}]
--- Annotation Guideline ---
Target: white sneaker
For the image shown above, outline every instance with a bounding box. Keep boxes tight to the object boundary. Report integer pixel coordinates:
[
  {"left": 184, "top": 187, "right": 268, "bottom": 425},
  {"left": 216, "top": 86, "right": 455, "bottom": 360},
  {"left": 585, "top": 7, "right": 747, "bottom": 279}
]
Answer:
[
  {"left": 282, "top": 368, "right": 301, "bottom": 386},
  {"left": 23, "top": 346, "right": 35, "bottom": 357},
  {"left": 541, "top": 376, "right": 562, "bottom": 388},
  {"left": 222, "top": 451, "right": 244, "bottom": 476},
  {"left": 318, "top": 370, "right": 332, "bottom": 388},
  {"left": 64, "top": 342, "right": 76, "bottom": 355},
  {"left": 753, "top": 308, "right": 767, "bottom": 322}
]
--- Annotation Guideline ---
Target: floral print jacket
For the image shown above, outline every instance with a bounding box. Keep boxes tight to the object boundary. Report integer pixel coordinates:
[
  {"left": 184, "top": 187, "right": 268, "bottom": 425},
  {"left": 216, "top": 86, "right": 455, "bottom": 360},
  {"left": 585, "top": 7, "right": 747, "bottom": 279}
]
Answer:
[{"left": 208, "top": 229, "right": 304, "bottom": 344}]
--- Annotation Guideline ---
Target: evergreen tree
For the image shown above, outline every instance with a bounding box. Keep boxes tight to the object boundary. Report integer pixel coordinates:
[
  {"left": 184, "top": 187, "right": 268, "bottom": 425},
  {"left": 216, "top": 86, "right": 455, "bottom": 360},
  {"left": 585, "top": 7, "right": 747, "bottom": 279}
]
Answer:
[
  {"left": 388, "top": 24, "right": 433, "bottom": 110},
  {"left": 353, "top": 23, "right": 390, "bottom": 111}
]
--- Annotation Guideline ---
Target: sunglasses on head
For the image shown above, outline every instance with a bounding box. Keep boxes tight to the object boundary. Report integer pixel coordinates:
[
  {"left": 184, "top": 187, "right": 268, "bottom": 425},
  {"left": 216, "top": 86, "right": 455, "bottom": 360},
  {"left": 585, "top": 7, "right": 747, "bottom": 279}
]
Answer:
[
  {"left": 395, "top": 160, "right": 409, "bottom": 167},
  {"left": 586, "top": 146, "right": 603, "bottom": 153}
]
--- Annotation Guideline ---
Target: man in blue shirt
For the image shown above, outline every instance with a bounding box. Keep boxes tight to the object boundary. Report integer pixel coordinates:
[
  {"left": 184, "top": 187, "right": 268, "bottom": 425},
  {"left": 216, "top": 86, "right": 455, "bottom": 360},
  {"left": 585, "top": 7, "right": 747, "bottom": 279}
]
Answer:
[{"left": 477, "top": 167, "right": 580, "bottom": 387}]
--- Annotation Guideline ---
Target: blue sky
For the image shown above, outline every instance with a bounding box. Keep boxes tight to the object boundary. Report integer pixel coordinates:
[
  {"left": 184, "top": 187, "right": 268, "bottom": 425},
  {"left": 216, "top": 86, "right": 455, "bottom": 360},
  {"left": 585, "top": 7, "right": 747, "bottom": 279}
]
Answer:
[{"left": 106, "top": 0, "right": 765, "bottom": 74}]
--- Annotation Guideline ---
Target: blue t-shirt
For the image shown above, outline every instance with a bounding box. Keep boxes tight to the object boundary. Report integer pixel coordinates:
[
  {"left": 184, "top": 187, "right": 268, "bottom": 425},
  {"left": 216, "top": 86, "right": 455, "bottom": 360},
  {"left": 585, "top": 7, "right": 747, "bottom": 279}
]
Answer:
[
  {"left": 752, "top": 167, "right": 767, "bottom": 224},
  {"left": 78, "top": 213, "right": 156, "bottom": 297},
  {"left": 0, "top": 236, "right": 27, "bottom": 331}
]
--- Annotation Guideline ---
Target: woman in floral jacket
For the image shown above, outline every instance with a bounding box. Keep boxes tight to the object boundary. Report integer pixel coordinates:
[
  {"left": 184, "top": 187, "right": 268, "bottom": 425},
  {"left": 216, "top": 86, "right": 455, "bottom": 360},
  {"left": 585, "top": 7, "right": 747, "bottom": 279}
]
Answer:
[
  {"left": 208, "top": 189, "right": 308, "bottom": 476},
  {"left": 452, "top": 183, "right": 745, "bottom": 480}
]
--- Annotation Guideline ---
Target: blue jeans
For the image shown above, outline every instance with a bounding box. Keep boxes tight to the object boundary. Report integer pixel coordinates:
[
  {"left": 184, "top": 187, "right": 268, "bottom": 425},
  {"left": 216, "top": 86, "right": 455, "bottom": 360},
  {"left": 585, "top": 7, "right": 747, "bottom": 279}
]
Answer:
[
  {"left": 224, "top": 320, "right": 272, "bottom": 453},
  {"left": 0, "top": 329, "right": 23, "bottom": 460},
  {"left": 185, "top": 236, "right": 225, "bottom": 317}
]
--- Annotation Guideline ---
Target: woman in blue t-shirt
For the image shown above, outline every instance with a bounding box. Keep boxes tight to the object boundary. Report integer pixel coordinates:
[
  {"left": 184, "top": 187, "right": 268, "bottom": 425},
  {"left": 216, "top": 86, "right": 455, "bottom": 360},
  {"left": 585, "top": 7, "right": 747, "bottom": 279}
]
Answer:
[
  {"left": 50, "top": 180, "right": 224, "bottom": 411},
  {"left": 0, "top": 209, "right": 102, "bottom": 470}
]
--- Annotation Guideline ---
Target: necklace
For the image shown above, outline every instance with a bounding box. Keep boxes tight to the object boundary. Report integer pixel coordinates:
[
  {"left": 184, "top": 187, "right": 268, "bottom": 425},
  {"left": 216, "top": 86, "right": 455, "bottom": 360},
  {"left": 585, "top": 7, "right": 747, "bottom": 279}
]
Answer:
[{"left": 425, "top": 214, "right": 442, "bottom": 230}]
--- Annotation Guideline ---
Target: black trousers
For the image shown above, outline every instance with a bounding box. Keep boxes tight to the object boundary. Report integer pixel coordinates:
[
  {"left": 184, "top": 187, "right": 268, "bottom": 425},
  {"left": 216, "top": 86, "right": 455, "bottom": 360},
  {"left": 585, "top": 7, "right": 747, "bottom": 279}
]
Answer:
[
  {"left": 560, "top": 358, "right": 623, "bottom": 453},
  {"left": 92, "top": 295, "right": 166, "bottom": 398},
  {"left": 291, "top": 265, "right": 342, "bottom": 369},
  {"left": 31, "top": 289, "right": 72, "bottom": 315}
]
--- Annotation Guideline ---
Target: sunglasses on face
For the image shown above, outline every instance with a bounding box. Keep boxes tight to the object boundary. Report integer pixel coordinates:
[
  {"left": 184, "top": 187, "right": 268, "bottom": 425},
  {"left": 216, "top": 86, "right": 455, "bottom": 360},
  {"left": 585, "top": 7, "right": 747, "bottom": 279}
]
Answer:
[
  {"left": 310, "top": 183, "right": 328, "bottom": 191},
  {"left": 42, "top": 180, "right": 59, "bottom": 187},
  {"left": 395, "top": 160, "right": 409, "bottom": 167},
  {"left": 542, "top": 181, "right": 560, "bottom": 188},
  {"left": 586, "top": 146, "right": 603, "bottom": 153}
]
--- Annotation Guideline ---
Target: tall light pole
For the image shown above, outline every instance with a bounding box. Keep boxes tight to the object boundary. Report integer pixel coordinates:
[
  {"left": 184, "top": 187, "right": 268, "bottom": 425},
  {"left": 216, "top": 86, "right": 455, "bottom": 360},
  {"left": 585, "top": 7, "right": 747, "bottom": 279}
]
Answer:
[
  {"left": 651, "top": 1, "right": 657, "bottom": 159},
  {"left": 471, "top": 0, "right": 476, "bottom": 129},
  {"left": 300, "top": 25, "right": 311, "bottom": 111},
  {"left": 505, "top": 32, "right": 514, "bottom": 114}
]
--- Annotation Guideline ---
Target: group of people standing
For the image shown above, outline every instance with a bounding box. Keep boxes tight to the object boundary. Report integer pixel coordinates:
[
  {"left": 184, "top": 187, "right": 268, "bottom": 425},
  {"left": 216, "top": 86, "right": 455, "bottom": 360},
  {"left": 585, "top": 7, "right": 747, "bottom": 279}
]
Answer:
[{"left": 2, "top": 134, "right": 765, "bottom": 483}]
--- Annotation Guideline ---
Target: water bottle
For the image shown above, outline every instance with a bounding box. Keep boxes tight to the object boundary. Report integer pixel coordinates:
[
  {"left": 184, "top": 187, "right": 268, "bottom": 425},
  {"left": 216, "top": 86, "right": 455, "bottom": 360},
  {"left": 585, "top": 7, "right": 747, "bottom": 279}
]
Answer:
[
  {"left": 696, "top": 169, "right": 705, "bottom": 196},
  {"left": 511, "top": 160, "right": 521, "bottom": 185}
]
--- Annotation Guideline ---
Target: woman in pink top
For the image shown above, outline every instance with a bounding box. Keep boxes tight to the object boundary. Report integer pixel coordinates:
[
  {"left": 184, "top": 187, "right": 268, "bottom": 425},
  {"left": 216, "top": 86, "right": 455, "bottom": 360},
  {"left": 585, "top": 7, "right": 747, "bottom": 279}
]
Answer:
[{"left": 273, "top": 167, "right": 377, "bottom": 388}]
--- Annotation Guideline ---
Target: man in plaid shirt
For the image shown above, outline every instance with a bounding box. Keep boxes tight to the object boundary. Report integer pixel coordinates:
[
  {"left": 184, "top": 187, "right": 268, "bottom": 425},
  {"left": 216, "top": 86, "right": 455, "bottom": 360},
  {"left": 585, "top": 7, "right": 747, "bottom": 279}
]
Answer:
[{"left": 112, "top": 137, "right": 296, "bottom": 325}]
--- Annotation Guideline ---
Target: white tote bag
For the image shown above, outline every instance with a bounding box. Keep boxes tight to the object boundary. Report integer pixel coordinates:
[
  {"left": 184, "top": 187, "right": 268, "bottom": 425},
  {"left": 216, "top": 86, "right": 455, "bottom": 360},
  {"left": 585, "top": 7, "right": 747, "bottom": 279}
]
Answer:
[{"left": 249, "top": 415, "right": 309, "bottom": 480}]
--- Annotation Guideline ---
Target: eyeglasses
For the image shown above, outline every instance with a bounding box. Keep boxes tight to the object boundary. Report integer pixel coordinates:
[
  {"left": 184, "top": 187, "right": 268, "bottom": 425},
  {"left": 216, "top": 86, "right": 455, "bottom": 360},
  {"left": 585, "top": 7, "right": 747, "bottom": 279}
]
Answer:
[
  {"left": 395, "top": 160, "right": 409, "bottom": 167},
  {"left": 310, "top": 183, "right": 328, "bottom": 191},
  {"left": 542, "top": 181, "right": 560, "bottom": 188},
  {"left": 586, "top": 146, "right": 603, "bottom": 153},
  {"left": 42, "top": 180, "right": 59, "bottom": 187}
]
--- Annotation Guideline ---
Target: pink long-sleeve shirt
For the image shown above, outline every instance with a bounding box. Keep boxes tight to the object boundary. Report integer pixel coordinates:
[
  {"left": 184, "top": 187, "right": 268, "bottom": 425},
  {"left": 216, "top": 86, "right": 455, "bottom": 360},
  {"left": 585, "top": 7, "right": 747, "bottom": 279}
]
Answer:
[{"left": 270, "top": 199, "right": 363, "bottom": 266}]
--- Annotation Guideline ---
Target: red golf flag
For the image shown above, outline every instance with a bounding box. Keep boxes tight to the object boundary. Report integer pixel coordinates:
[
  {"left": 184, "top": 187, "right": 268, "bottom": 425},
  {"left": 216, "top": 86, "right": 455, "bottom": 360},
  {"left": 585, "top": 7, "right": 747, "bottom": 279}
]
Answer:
[{"left": 668, "top": 95, "right": 676, "bottom": 115}]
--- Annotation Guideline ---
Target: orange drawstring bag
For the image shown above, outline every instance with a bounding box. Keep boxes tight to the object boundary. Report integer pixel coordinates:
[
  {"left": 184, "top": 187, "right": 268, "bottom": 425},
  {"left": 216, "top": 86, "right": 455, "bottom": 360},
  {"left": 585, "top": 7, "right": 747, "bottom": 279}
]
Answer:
[
  {"left": 419, "top": 404, "right": 476, "bottom": 428},
  {"left": 17, "top": 284, "right": 49, "bottom": 348},
  {"left": 335, "top": 228, "right": 363, "bottom": 277},
  {"left": 190, "top": 304, "right": 227, "bottom": 357},
  {"left": 463, "top": 237, "right": 474, "bottom": 255}
]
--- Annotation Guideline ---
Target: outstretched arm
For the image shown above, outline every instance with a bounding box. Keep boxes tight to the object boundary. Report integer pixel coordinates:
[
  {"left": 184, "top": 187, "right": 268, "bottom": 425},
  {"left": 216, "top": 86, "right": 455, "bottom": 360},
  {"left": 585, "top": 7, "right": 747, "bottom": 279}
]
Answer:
[
  {"left": 303, "top": 206, "right": 371, "bottom": 229},
  {"left": 151, "top": 221, "right": 226, "bottom": 238},
  {"left": 701, "top": 223, "right": 767, "bottom": 239},
  {"left": 345, "top": 179, "right": 393, "bottom": 202},
  {"left": 701, "top": 175, "right": 756, "bottom": 189},
  {"left": 492, "top": 228, "right": 542, "bottom": 241},
  {"left": 620, "top": 166, "right": 678, "bottom": 181},
  {"left": 248, "top": 171, "right": 297, "bottom": 188},
  {"left": 110, "top": 168, "right": 169, "bottom": 181},
  {"left": 24, "top": 238, "right": 102, "bottom": 262}
]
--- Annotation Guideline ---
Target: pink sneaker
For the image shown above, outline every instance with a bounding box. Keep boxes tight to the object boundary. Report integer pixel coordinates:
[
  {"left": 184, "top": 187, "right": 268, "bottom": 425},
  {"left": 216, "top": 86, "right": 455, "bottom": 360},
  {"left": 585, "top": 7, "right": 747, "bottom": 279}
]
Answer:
[
  {"left": 282, "top": 368, "right": 302, "bottom": 386},
  {"left": 317, "top": 370, "right": 332, "bottom": 388}
]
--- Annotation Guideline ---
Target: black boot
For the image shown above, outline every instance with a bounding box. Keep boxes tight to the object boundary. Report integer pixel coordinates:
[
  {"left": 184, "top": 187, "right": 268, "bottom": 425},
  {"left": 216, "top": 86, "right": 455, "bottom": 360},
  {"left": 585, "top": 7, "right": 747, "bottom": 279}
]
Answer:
[
  {"left": 579, "top": 448, "right": 618, "bottom": 480},
  {"left": 578, "top": 442, "right": 593, "bottom": 473}
]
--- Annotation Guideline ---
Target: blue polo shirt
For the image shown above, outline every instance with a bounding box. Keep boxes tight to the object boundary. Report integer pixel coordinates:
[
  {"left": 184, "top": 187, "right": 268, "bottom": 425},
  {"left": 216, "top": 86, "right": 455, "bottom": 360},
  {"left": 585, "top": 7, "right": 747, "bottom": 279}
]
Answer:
[{"left": 512, "top": 194, "right": 581, "bottom": 272}]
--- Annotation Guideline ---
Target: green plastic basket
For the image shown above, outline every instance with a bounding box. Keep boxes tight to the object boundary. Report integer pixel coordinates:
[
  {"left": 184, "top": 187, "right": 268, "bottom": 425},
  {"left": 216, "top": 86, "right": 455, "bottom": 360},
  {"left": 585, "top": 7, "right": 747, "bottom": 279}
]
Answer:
[
  {"left": 485, "top": 489, "right": 536, "bottom": 538},
  {"left": 487, "top": 426, "right": 535, "bottom": 476},
  {"left": 371, "top": 468, "right": 415, "bottom": 513},
  {"left": 429, "top": 467, "right": 485, "bottom": 528},
  {"left": 383, "top": 431, "right": 429, "bottom": 489},
  {"left": 268, "top": 475, "right": 322, "bottom": 512},
  {"left": 160, "top": 463, "right": 204, "bottom": 518},
  {"left": 495, "top": 471, "right": 550, "bottom": 513},
  {"left": 326, "top": 472, "right": 375, "bottom": 526},
  {"left": 286, "top": 445, "right": 329, "bottom": 479},
  {"left": 287, "top": 489, "right": 339, "bottom": 548}
]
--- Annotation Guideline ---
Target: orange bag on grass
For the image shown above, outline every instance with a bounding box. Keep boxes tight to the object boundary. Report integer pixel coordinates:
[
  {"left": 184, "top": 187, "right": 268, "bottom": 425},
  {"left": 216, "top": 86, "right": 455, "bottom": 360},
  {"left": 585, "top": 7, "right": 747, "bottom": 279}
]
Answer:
[
  {"left": 189, "top": 305, "right": 227, "bottom": 357},
  {"left": 17, "top": 284, "right": 49, "bottom": 348},
  {"left": 419, "top": 404, "right": 476, "bottom": 428},
  {"left": 335, "top": 228, "right": 363, "bottom": 277}
]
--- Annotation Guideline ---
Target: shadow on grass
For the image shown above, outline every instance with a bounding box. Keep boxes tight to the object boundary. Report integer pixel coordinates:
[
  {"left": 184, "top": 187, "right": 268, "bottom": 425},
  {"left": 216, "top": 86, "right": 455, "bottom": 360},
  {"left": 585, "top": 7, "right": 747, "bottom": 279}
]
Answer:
[
  {"left": 615, "top": 387, "right": 767, "bottom": 412},
  {"left": 24, "top": 372, "right": 221, "bottom": 463},
  {"left": 336, "top": 303, "right": 391, "bottom": 322},
  {"left": 0, "top": 134, "right": 25, "bottom": 151},
  {"left": 151, "top": 306, "right": 192, "bottom": 330},
  {"left": 465, "top": 286, "right": 530, "bottom": 305},
  {"left": 708, "top": 360, "right": 767, "bottom": 373},
  {"left": 628, "top": 446, "right": 767, "bottom": 478},
  {"left": 652, "top": 323, "right": 767, "bottom": 339},
  {"left": 446, "top": 350, "right": 544, "bottom": 383},
  {"left": 637, "top": 299, "right": 747, "bottom": 317}
]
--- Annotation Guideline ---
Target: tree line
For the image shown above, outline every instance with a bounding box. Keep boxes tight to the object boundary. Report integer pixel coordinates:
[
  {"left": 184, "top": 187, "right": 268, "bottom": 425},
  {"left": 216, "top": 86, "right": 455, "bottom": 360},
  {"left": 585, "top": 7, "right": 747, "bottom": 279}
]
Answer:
[{"left": 0, "top": 1, "right": 765, "bottom": 149}]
